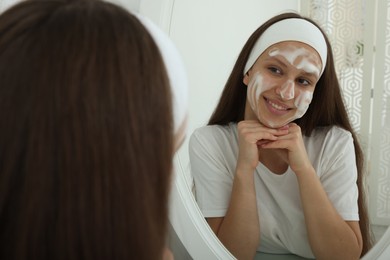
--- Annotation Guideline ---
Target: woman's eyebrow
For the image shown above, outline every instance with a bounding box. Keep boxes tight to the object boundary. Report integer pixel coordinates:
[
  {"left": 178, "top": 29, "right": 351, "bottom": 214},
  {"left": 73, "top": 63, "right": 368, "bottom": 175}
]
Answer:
[
  {"left": 301, "top": 71, "right": 319, "bottom": 81},
  {"left": 264, "top": 56, "right": 288, "bottom": 68},
  {"left": 265, "top": 52, "right": 322, "bottom": 77}
]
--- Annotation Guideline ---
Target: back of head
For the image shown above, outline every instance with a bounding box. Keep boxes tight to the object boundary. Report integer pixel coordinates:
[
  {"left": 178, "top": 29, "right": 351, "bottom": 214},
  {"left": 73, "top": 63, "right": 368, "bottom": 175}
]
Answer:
[{"left": 0, "top": 0, "right": 173, "bottom": 259}]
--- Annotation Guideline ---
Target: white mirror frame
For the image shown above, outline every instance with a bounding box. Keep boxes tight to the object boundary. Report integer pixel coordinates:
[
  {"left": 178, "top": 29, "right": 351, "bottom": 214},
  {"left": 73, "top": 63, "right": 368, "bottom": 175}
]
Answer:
[
  {"left": 169, "top": 154, "right": 235, "bottom": 259},
  {"left": 361, "top": 226, "right": 390, "bottom": 260}
]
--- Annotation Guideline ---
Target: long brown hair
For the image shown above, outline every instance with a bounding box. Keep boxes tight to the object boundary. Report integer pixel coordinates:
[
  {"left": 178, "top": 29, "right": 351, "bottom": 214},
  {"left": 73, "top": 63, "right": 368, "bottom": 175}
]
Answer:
[
  {"left": 0, "top": 0, "right": 173, "bottom": 259},
  {"left": 208, "top": 12, "right": 372, "bottom": 256}
]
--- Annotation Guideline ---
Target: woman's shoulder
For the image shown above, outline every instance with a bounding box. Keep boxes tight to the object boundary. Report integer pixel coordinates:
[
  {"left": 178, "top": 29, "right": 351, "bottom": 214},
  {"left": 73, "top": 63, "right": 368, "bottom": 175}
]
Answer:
[
  {"left": 189, "top": 123, "right": 238, "bottom": 149},
  {"left": 304, "top": 126, "right": 356, "bottom": 173},
  {"left": 306, "top": 125, "right": 353, "bottom": 149},
  {"left": 191, "top": 123, "right": 237, "bottom": 139},
  {"left": 312, "top": 125, "right": 352, "bottom": 140}
]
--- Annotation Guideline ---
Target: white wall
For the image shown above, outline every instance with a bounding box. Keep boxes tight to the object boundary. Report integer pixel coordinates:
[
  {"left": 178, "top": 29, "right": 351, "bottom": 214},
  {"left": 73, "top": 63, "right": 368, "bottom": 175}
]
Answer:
[{"left": 0, "top": 0, "right": 21, "bottom": 12}]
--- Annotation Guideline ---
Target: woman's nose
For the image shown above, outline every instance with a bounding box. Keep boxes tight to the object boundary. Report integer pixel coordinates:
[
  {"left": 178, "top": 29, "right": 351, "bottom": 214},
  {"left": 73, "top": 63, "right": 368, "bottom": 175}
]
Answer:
[{"left": 277, "top": 80, "right": 295, "bottom": 100}]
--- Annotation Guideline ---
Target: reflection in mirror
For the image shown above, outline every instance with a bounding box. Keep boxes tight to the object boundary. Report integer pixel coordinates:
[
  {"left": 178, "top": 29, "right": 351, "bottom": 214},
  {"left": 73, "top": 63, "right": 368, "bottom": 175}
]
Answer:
[
  {"left": 190, "top": 11, "right": 370, "bottom": 260},
  {"left": 163, "top": 0, "right": 390, "bottom": 260}
]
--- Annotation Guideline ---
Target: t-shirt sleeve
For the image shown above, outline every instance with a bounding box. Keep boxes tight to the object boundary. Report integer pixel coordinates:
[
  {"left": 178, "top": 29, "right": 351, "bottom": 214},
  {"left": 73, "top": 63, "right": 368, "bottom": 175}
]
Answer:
[
  {"left": 320, "top": 129, "right": 359, "bottom": 221},
  {"left": 189, "top": 127, "right": 234, "bottom": 217}
]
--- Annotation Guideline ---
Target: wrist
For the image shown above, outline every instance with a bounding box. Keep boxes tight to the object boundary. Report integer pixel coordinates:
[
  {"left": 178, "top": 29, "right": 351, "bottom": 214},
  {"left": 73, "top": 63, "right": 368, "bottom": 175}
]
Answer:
[
  {"left": 235, "top": 164, "right": 257, "bottom": 185},
  {"left": 294, "top": 164, "right": 316, "bottom": 178}
]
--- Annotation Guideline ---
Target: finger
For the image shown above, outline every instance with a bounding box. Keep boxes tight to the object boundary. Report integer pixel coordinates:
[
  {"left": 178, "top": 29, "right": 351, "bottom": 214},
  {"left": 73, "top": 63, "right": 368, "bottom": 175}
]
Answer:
[
  {"left": 260, "top": 140, "right": 284, "bottom": 149},
  {"left": 240, "top": 125, "right": 289, "bottom": 136},
  {"left": 286, "top": 123, "right": 301, "bottom": 133},
  {"left": 244, "top": 131, "right": 279, "bottom": 143},
  {"left": 273, "top": 128, "right": 289, "bottom": 136},
  {"left": 256, "top": 140, "right": 272, "bottom": 146},
  {"left": 278, "top": 125, "right": 290, "bottom": 131},
  {"left": 273, "top": 133, "right": 292, "bottom": 140},
  {"left": 238, "top": 120, "right": 263, "bottom": 128},
  {"left": 259, "top": 138, "right": 295, "bottom": 150},
  {"left": 275, "top": 128, "right": 302, "bottom": 141},
  {"left": 261, "top": 132, "right": 304, "bottom": 150},
  {"left": 239, "top": 120, "right": 287, "bottom": 131}
]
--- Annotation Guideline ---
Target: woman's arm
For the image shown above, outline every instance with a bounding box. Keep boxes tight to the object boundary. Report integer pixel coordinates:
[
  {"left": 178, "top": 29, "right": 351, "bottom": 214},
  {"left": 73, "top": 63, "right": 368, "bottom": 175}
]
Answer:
[
  {"left": 261, "top": 124, "right": 363, "bottom": 259},
  {"left": 207, "top": 163, "right": 260, "bottom": 260},
  {"left": 296, "top": 167, "right": 362, "bottom": 260},
  {"left": 206, "top": 121, "right": 289, "bottom": 260}
]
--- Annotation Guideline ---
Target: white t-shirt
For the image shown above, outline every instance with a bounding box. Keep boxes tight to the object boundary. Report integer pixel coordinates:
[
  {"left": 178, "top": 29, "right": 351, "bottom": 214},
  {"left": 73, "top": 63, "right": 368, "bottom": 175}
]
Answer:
[{"left": 189, "top": 123, "right": 359, "bottom": 259}]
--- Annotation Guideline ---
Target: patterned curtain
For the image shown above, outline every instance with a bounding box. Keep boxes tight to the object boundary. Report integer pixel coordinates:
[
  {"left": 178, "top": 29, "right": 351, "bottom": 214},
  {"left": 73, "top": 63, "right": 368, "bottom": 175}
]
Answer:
[
  {"left": 308, "top": 0, "right": 365, "bottom": 131},
  {"left": 305, "top": 0, "right": 390, "bottom": 227}
]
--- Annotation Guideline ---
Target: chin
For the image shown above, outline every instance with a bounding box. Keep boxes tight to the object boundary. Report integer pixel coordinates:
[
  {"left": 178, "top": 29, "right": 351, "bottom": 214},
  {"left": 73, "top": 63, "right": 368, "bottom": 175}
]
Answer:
[
  {"left": 259, "top": 119, "right": 280, "bottom": 129},
  {"left": 257, "top": 111, "right": 294, "bottom": 129},
  {"left": 259, "top": 117, "right": 290, "bottom": 129}
]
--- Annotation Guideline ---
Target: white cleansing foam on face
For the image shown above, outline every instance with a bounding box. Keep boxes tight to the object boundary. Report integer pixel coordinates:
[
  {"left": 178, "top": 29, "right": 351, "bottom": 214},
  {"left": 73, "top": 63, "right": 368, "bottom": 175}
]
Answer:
[{"left": 247, "top": 72, "right": 314, "bottom": 128}]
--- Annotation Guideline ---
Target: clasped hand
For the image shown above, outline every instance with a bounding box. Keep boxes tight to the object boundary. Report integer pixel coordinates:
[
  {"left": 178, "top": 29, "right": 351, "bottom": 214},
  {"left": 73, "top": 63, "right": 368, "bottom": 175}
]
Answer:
[{"left": 236, "top": 120, "right": 312, "bottom": 175}]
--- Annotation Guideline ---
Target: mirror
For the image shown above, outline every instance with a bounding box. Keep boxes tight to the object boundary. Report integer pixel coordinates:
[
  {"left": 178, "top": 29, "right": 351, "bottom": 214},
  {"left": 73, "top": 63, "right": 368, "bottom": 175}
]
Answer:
[
  {"left": 137, "top": 0, "right": 390, "bottom": 259},
  {"left": 2, "top": 0, "right": 389, "bottom": 259}
]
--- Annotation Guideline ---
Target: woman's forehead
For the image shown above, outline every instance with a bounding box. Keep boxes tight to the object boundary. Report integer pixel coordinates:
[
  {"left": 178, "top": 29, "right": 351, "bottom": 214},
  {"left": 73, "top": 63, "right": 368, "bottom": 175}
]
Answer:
[
  {"left": 266, "top": 41, "right": 321, "bottom": 58},
  {"left": 260, "top": 41, "right": 322, "bottom": 70}
]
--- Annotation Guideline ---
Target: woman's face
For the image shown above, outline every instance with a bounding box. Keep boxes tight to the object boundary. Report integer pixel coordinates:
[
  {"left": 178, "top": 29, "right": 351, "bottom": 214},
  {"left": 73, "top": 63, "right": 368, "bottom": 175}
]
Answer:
[{"left": 243, "top": 41, "right": 322, "bottom": 128}]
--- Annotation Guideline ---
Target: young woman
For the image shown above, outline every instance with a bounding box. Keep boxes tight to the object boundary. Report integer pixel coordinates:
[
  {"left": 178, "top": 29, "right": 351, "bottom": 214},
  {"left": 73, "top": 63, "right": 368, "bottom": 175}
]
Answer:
[
  {"left": 190, "top": 12, "right": 371, "bottom": 259},
  {"left": 0, "top": 0, "right": 187, "bottom": 259}
]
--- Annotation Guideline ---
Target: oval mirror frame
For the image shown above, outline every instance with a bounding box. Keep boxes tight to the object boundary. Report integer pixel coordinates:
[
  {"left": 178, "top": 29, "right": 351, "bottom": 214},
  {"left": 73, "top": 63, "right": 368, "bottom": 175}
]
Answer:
[{"left": 170, "top": 154, "right": 235, "bottom": 259}]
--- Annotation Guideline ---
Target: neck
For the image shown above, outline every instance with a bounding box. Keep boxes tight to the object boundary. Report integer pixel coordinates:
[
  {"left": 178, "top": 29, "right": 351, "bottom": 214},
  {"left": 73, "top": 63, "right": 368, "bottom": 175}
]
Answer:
[
  {"left": 244, "top": 101, "right": 289, "bottom": 174},
  {"left": 258, "top": 148, "right": 289, "bottom": 175}
]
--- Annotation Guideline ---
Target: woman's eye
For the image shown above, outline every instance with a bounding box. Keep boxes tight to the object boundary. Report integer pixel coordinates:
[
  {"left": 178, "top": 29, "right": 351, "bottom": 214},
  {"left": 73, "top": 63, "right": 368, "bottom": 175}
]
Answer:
[
  {"left": 297, "top": 78, "right": 311, "bottom": 86},
  {"left": 268, "top": 67, "right": 281, "bottom": 74}
]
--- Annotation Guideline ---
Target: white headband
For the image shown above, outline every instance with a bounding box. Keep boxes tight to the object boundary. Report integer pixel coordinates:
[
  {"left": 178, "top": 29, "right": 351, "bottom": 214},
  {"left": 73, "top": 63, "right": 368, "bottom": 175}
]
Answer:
[
  {"left": 243, "top": 18, "right": 328, "bottom": 76},
  {"left": 135, "top": 14, "right": 188, "bottom": 134}
]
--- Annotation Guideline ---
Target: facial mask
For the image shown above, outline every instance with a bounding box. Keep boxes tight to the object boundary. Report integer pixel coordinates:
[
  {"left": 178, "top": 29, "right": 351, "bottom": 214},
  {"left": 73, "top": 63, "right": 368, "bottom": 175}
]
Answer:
[
  {"left": 246, "top": 45, "right": 320, "bottom": 128},
  {"left": 294, "top": 90, "right": 313, "bottom": 118},
  {"left": 280, "top": 80, "right": 295, "bottom": 100},
  {"left": 269, "top": 47, "right": 321, "bottom": 77},
  {"left": 247, "top": 72, "right": 313, "bottom": 128}
]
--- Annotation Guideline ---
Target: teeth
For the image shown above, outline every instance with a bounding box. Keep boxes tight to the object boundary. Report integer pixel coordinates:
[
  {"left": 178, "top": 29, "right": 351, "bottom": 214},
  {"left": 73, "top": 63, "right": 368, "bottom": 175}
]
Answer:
[{"left": 268, "top": 100, "right": 287, "bottom": 111}]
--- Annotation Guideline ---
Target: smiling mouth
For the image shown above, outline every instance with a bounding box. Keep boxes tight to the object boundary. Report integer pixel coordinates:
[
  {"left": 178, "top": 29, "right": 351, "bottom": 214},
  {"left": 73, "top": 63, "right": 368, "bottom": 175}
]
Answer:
[{"left": 264, "top": 97, "right": 291, "bottom": 111}]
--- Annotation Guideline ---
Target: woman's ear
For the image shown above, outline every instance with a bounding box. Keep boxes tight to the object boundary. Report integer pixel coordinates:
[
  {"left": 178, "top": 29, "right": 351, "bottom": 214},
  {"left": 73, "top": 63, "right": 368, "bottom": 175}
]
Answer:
[{"left": 243, "top": 72, "right": 250, "bottom": 86}]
